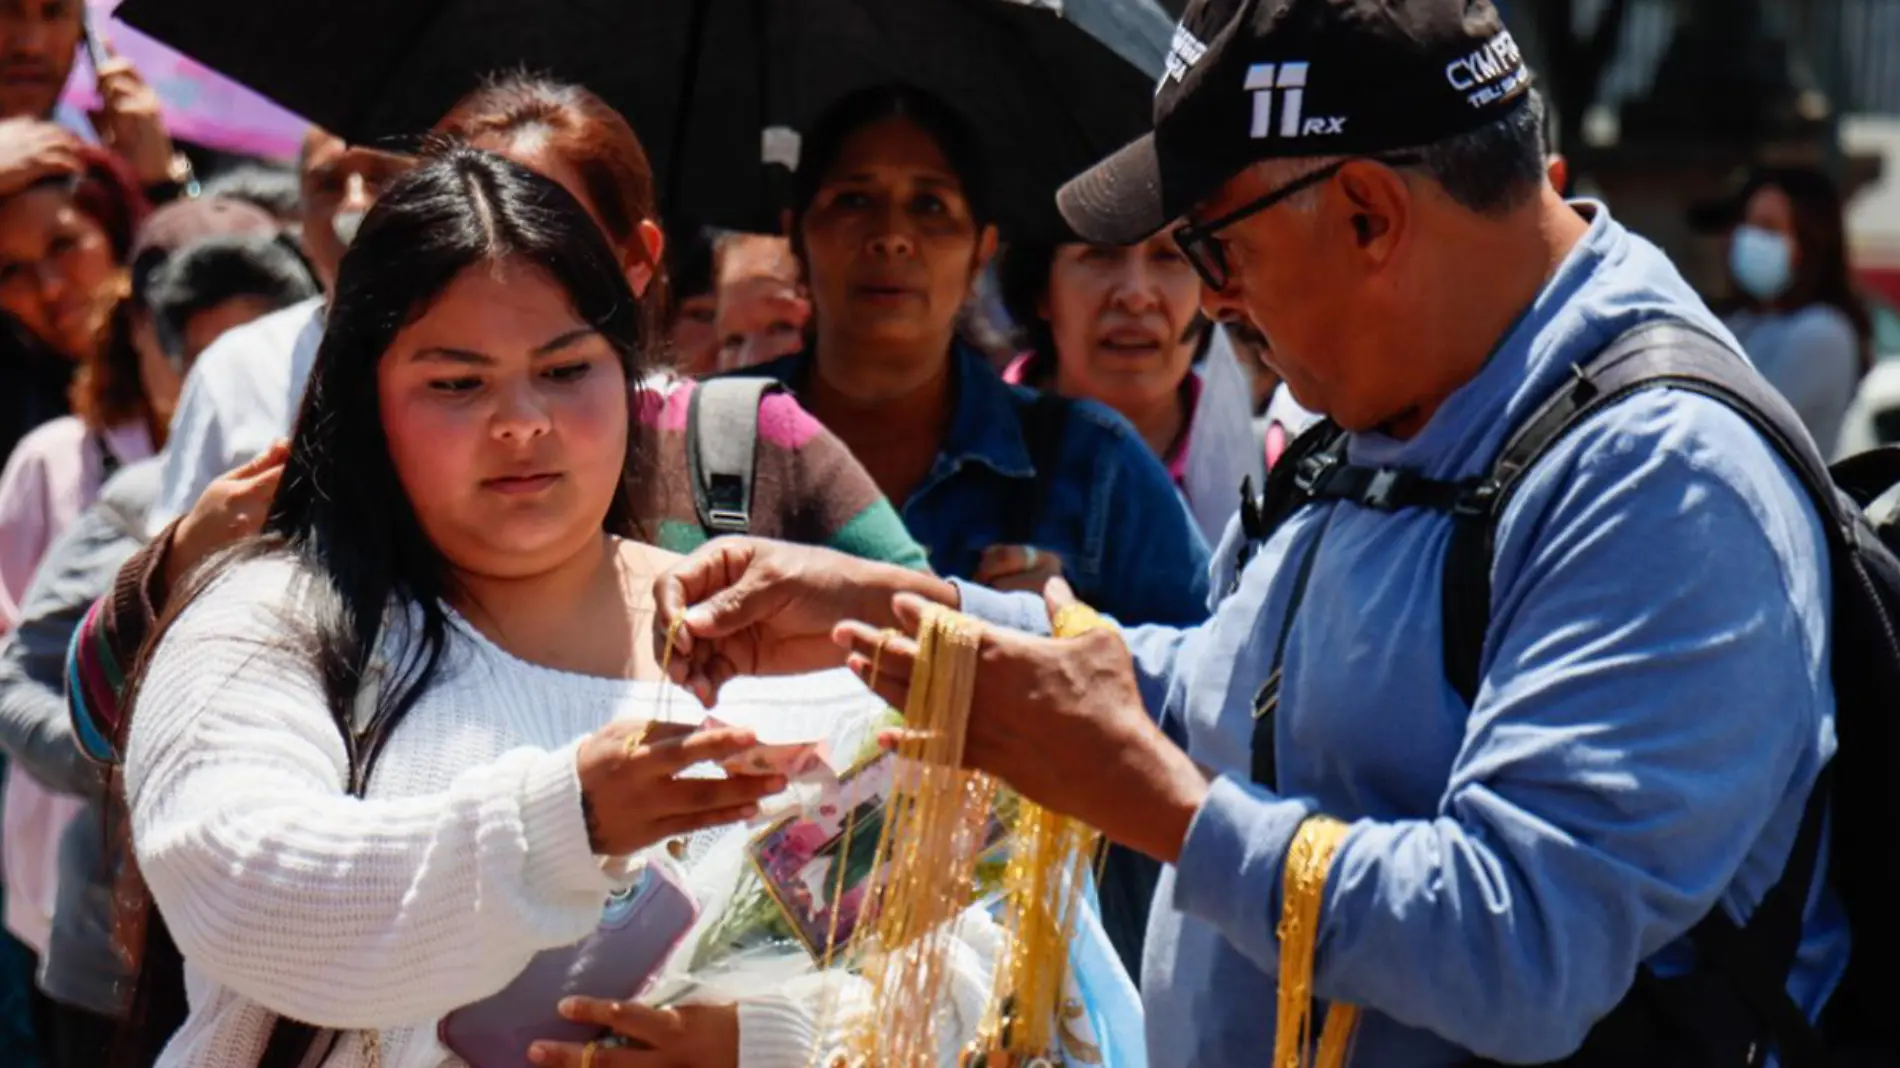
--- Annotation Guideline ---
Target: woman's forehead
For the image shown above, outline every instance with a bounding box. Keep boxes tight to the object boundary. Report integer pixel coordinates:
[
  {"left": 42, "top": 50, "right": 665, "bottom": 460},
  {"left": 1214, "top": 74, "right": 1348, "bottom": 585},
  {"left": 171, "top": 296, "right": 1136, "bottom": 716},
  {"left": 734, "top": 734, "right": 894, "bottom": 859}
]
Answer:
[
  {"left": 825, "top": 117, "right": 961, "bottom": 186},
  {"left": 0, "top": 188, "right": 81, "bottom": 239}
]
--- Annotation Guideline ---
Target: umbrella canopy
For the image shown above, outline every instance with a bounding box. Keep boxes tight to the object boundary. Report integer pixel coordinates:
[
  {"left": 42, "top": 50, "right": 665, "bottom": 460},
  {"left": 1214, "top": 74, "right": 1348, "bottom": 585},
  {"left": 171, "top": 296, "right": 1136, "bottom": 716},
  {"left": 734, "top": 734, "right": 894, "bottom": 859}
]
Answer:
[
  {"left": 62, "top": 0, "right": 310, "bottom": 160},
  {"left": 115, "top": 0, "right": 1170, "bottom": 236}
]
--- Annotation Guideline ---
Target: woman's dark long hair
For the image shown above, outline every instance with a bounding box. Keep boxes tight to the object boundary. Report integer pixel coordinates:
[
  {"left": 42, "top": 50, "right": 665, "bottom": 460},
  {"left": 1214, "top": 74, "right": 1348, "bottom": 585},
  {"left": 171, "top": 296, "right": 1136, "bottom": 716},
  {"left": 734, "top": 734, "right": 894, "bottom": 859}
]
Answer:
[
  {"left": 107, "top": 145, "right": 653, "bottom": 1068},
  {"left": 997, "top": 237, "right": 1062, "bottom": 381},
  {"left": 1734, "top": 166, "right": 1875, "bottom": 373}
]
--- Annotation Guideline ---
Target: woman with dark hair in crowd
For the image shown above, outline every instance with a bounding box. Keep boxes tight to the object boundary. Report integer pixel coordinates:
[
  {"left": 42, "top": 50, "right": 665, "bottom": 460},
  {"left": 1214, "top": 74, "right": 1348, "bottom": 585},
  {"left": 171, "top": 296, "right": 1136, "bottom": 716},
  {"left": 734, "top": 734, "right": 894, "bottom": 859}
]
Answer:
[
  {"left": 70, "top": 77, "right": 929, "bottom": 880},
  {"left": 111, "top": 146, "right": 911, "bottom": 1068},
  {"left": 997, "top": 233, "right": 1266, "bottom": 545},
  {"left": 74, "top": 77, "right": 925, "bottom": 713},
  {"left": 1722, "top": 165, "right": 1873, "bottom": 455},
  {"left": 0, "top": 151, "right": 155, "bottom": 617},
  {"left": 745, "top": 83, "right": 1209, "bottom": 625},
  {"left": 0, "top": 148, "right": 157, "bottom": 539}
]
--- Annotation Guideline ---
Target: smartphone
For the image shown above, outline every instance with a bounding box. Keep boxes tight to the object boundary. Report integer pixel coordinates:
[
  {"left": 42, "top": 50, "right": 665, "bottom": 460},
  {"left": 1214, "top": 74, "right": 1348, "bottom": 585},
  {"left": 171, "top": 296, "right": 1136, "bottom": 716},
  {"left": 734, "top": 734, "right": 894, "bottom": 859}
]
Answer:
[
  {"left": 80, "top": 8, "right": 110, "bottom": 76},
  {"left": 437, "top": 861, "right": 699, "bottom": 1065}
]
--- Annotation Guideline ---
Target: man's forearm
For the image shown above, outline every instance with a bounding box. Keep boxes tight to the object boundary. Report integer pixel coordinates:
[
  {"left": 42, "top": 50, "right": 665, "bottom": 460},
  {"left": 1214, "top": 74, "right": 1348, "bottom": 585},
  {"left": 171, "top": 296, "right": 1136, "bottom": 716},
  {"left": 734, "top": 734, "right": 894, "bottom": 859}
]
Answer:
[{"left": 847, "top": 561, "right": 962, "bottom": 629}]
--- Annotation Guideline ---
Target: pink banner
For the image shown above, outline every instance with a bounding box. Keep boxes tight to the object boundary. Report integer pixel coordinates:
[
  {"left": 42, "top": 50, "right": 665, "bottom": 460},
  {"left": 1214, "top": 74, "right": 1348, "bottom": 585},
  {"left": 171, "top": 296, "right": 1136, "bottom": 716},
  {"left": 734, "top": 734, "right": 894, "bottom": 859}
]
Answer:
[{"left": 60, "top": 0, "right": 309, "bottom": 162}]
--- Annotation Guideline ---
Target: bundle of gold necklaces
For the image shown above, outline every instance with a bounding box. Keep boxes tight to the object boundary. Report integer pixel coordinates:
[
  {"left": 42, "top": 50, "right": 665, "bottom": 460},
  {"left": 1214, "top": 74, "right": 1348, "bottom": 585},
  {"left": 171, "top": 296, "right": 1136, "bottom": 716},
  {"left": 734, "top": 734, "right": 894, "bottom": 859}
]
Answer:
[{"left": 820, "top": 602, "right": 1112, "bottom": 1068}]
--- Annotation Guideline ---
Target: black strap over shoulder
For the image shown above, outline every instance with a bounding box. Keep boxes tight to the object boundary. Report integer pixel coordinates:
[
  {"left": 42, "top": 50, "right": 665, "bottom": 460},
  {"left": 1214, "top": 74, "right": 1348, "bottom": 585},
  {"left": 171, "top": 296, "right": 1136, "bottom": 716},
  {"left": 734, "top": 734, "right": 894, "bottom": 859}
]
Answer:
[
  {"left": 686, "top": 377, "right": 782, "bottom": 537},
  {"left": 1229, "top": 420, "right": 1346, "bottom": 786},
  {"left": 93, "top": 431, "right": 121, "bottom": 482},
  {"left": 1440, "top": 320, "right": 1846, "bottom": 706},
  {"left": 1005, "top": 391, "right": 1071, "bottom": 546}
]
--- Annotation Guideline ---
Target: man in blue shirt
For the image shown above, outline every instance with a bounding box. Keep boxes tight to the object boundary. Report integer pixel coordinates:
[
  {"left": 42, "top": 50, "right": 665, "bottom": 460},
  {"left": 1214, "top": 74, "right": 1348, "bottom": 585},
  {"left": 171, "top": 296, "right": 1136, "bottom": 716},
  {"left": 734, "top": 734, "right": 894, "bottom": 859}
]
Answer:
[{"left": 652, "top": 0, "right": 1844, "bottom": 1063}]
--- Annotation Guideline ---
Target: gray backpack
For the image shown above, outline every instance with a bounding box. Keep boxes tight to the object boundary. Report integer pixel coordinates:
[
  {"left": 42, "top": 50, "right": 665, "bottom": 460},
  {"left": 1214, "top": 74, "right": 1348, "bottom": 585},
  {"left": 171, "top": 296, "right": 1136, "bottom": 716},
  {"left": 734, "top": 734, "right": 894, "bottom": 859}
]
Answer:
[{"left": 685, "top": 377, "right": 781, "bottom": 536}]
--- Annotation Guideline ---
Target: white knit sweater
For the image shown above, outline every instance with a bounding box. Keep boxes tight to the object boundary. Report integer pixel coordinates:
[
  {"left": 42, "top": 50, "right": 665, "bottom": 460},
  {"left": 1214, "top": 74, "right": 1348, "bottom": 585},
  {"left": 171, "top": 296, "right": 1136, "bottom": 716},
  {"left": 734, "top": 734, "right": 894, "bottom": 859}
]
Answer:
[{"left": 126, "top": 556, "right": 915, "bottom": 1068}]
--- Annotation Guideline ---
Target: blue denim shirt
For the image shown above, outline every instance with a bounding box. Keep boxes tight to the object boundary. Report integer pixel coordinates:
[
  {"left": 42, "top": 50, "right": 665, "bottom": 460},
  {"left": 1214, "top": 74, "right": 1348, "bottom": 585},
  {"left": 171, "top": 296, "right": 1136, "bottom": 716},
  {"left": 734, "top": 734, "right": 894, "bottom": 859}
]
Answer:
[{"left": 745, "top": 344, "right": 1212, "bottom": 626}]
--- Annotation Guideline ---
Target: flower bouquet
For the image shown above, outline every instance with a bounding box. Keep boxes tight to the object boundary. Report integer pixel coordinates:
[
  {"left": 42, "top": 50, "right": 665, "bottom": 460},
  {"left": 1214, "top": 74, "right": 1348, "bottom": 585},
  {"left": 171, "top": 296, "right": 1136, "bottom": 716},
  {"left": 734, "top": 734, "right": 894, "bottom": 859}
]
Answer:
[{"left": 639, "top": 699, "right": 1145, "bottom": 1067}]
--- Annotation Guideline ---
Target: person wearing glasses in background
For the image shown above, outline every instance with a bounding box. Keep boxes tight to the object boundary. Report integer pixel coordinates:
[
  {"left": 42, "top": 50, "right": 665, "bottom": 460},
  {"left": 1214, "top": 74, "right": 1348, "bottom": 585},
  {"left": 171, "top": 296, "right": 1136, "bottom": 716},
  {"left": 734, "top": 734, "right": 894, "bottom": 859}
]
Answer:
[{"left": 653, "top": 0, "right": 1850, "bottom": 1064}]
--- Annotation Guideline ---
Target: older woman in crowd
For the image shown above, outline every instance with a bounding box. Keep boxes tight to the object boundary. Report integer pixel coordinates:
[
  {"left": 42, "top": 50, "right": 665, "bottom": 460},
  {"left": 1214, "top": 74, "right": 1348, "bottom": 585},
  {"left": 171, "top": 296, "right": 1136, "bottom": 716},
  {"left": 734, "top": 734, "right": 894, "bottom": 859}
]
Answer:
[{"left": 744, "top": 83, "right": 1209, "bottom": 624}]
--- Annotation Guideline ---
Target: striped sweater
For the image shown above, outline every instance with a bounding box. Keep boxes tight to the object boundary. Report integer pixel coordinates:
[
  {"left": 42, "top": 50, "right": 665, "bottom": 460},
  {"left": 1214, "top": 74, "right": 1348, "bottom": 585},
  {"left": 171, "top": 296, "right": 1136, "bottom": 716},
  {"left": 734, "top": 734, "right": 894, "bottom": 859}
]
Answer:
[{"left": 68, "top": 376, "right": 927, "bottom": 763}]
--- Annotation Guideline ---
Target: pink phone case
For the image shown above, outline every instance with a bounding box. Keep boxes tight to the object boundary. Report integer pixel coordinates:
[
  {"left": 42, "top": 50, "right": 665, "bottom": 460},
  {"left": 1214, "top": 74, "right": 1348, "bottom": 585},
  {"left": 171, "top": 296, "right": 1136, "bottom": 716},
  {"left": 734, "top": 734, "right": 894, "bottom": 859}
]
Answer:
[{"left": 437, "top": 862, "right": 698, "bottom": 1064}]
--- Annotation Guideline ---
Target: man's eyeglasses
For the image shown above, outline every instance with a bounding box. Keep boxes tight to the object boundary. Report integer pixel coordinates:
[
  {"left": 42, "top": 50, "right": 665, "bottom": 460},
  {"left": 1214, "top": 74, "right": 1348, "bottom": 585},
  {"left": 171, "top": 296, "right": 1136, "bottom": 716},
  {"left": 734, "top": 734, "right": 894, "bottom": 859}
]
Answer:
[{"left": 1173, "top": 153, "right": 1423, "bottom": 292}]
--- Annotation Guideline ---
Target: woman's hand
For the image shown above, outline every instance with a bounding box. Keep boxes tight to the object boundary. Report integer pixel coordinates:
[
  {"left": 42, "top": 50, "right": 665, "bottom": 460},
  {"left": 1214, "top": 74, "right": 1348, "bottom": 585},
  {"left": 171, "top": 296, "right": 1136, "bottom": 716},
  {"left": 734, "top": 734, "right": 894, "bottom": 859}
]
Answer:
[
  {"left": 530, "top": 999, "right": 737, "bottom": 1067},
  {"left": 576, "top": 719, "right": 785, "bottom": 856},
  {"left": 973, "top": 544, "right": 1065, "bottom": 594},
  {"left": 652, "top": 538, "right": 959, "bottom": 705},
  {"left": 162, "top": 441, "right": 289, "bottom": 595}
]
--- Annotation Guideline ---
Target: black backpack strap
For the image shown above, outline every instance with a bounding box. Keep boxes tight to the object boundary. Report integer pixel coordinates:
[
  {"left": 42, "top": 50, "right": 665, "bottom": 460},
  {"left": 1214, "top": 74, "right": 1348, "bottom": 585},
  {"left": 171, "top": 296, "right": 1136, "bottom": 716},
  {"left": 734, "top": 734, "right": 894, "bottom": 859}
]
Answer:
[
  {"left": 1230, "top": 419, "right": 1346, "bottom": 588},
  {"left": 1830, "top": 446, "right": 1900, "bottom": 513},
  {"left": 1237, "top": 421, "right": 1348, "bottom": 787},
  {"left": 93, "top": 430, "right": 121, "bottom": 481},
  {"left": 1440, "top": 319, "right": 1847, "bottom": 707},
  {"left": 1005, "top": 392, "right": 1071, "bottom": 546},
  {"left": 686, "top": 378, "right": 780, "bottom": 537}
]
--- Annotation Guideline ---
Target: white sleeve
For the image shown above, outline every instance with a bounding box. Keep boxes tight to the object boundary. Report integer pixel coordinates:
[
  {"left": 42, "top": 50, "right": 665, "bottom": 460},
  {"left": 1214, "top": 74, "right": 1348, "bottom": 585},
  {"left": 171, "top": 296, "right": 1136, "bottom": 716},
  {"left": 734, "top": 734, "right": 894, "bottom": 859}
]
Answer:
[
  {"left": 125, "top": 560, "right": 632, "bottom": 1030},
  {"left": 146, "top": 362, "right": 233, "bottom": 533},
  {"left": 0, "top": 439, "right": 52, "bottom": 630}
]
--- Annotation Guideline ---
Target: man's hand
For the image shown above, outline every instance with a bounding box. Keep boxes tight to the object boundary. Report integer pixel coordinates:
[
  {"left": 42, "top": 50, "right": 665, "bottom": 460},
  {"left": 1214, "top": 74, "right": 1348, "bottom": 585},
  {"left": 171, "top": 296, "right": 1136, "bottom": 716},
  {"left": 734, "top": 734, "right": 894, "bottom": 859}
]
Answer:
[
  {"left": 835, "top": 580, "right": 1209, "bottom": 864},
  {"left": 0, "top": 119, "right": 82, "bottom": 198},
  {"left": 89, "top": 52, "right": 177, "bottom": 187},
  {"left": 651, "top": 538, "right": 957, "bottom": 705}
]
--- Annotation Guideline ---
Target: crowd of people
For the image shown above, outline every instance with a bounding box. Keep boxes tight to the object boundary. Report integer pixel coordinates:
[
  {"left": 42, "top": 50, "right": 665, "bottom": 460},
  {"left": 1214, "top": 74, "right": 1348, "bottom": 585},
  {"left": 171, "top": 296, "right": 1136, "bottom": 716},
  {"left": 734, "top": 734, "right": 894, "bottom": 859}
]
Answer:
[{"left": 0, "top": 0, "right": 1894, "bottom": 1065}]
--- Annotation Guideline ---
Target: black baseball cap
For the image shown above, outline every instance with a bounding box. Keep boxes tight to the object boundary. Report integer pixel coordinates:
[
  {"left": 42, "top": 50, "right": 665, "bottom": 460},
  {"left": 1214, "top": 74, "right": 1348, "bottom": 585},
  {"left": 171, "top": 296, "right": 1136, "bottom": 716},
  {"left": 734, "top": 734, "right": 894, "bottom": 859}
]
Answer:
[{"left": 1058, "top": 0, "right": 1536, "bottom": 245}]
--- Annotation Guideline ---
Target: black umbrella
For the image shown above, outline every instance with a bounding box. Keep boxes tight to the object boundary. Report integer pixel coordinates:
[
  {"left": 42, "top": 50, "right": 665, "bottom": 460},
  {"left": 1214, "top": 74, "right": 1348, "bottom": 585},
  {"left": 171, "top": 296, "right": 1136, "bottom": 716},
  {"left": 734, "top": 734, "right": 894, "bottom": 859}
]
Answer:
[{"left": 116, "top": 0, "right": 1172, "bottom": 237}]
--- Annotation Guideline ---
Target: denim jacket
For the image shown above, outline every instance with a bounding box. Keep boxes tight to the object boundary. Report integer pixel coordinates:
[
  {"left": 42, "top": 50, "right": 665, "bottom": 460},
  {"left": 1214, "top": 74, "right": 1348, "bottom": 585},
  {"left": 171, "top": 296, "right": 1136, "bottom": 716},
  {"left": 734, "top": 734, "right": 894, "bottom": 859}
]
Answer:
[{"left": 745, "top": 344, "right": 1211, "bottom": 626}]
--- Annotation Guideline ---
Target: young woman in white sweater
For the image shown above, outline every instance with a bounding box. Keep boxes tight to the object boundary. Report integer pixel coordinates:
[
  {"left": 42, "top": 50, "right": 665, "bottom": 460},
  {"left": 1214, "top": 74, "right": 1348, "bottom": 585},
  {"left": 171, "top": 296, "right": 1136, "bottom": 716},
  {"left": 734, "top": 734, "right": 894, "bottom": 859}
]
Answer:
[{"left": 116, "top": 148, "right": 913, "bottom": 1068}]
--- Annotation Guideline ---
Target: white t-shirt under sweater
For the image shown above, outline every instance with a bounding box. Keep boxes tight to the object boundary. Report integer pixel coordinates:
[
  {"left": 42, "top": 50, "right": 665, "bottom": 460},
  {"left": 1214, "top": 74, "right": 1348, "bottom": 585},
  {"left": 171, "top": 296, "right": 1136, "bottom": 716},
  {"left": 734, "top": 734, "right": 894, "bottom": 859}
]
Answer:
[
  {"left": 146, "top": 295, "right": 327, "bottom": 535},
  {"left": 126, "top": 555, "right": 902, "bottom": 1068}
]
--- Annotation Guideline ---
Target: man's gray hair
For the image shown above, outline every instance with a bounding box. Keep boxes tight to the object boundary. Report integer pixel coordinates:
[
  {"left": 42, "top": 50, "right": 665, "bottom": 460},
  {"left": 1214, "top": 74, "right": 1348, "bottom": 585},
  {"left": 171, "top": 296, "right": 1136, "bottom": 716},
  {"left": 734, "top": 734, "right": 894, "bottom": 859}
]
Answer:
[{"left": 1254, "top": 95, "right": 1547, "bottom": 217}]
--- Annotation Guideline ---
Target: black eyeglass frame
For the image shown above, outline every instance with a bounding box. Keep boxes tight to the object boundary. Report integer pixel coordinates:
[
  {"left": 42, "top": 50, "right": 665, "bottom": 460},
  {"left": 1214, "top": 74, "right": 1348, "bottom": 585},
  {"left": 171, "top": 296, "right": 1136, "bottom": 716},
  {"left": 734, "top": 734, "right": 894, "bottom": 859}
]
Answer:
[{"left": 1172, "top": 153, "right": 1424, "bottom": 291}]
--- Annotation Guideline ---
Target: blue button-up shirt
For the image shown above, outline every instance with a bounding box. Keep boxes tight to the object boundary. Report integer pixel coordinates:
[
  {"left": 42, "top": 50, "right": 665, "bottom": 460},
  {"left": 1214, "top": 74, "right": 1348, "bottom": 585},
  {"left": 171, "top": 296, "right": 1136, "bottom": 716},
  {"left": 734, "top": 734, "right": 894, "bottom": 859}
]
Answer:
[
  {"left": 957, "top": 205, "right": 1847, "bottom": 1066},
  {"left": 747, "top": 344, "right": 1211, "bottom": 626}
]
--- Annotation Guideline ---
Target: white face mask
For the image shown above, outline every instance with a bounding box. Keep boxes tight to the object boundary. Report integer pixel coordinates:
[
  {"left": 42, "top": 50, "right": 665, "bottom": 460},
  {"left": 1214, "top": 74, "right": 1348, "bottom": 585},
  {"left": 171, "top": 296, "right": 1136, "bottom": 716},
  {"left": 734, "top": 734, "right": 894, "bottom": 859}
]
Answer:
[
  {"left": 332, "top": 209, "right": 367, "bottom": 249},
  {"left": 1729, "top": 224, "right": 1794, "bottom": 302}
]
